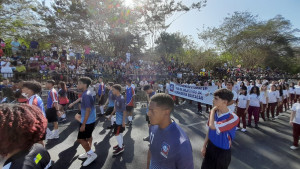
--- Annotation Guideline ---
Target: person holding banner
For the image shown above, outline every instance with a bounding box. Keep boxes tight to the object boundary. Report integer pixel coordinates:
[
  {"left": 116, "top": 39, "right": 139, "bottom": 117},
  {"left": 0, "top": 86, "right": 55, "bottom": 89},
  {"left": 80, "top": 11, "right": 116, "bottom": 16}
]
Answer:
[{"left": 201, "top": 88, "right": 239, "bottom": 169}]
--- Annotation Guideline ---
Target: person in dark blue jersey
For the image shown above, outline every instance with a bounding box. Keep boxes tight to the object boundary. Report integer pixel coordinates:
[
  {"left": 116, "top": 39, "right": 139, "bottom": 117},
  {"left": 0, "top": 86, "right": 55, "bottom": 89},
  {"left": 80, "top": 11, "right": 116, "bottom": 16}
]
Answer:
[{"left": 146, "top": 93, "right": 194, "bottom": 169}]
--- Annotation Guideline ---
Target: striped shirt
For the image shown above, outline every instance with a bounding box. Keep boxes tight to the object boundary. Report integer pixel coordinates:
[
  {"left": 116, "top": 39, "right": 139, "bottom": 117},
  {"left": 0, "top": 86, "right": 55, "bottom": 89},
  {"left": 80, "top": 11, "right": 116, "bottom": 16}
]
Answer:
[{"left": 207, "top": 110, "right": 239, "bottom": 150}]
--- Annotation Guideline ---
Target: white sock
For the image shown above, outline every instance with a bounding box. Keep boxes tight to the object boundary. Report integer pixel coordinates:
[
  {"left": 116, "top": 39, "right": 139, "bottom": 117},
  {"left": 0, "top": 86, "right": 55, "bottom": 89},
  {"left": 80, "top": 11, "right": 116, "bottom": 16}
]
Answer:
[
  {"left": 87, "top": 149, "right": 94, "bottom": 155},
  {"left": 46, "top": 128, "right": 51, "bottom": 135},
  {"left": 52, "top": 129, "right": 59, "bottom": 134},
  {"left": 128, "top": 116, "right": 132, "bottom": 122},
  {"left": 61, "top": 113, "right": 66, "bottom": 118},
  {"left": 116, "top": 134, "right": 123, "bottom": 148},
  {"left": 111, "top": 117, "right": 115, "bottom": 126},
  {"left": 100, "top": 106, "right": 104, "bottom": 114}
]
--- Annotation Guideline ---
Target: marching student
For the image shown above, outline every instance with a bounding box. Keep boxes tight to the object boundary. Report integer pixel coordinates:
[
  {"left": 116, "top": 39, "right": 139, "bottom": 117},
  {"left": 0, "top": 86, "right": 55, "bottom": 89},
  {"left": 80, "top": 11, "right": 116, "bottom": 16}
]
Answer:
[
  {"left": 201, "top": 88, "right": 239, "bottom": 169},
  {"left": 0, "top": 104, "right": 52, "bottom": 169},
  {"left": 125, "top": 79, "right": 135, "bottom": 126},
  {"left": 259, "top": 84, "right": 268, "bottom": 121},
  {"left": 143, "top": 85, "right": 156, "bottom": 142},
  {"left": 283, "top": 84, "right": 289, "bottom": 111},
  {"left": 146, "top": 93, "right": 194, "bottom": 169},
  {"left": 275, "top": 85, "right": 284, "bottom": 118},
  {"left": 289, "top": 82, "right": 296, "bottom": 107},
  {"left": 45, "top": 80, "right": 60, "bottom": 139},
  {"left": 236, "top": 86, "right": 248, "bottom": 132},
  {"left": 289, "top": 97, "right": 300, "bottom": 150},
  {"left": 97, "top": 77, "right": 106, "bottom": 116},
  {"left": 267, "top": 85, "right": 280, "bottom": 120},
  {"left": 246, "top": 86, "right": 261, "bottom": 128},
  {"left": 22, "top": 81, "right": 53, "bottom": 142},
  {"left": 108, "top": 84, "right": 126, "bottom": 155},
  {"left": 58, "top": 81, "right": 69, "bottom": 122},
  {"left": 76, "top": 77, "right": 97, "bottom": 166},
  {"left": 226, "top": 81, "right": 238, "bottom": 113},
  {"left": 296, "top": 81, "right": 300, "bottom": 103},
  {"left": 105, "top": 82, "right": 116, "bottom": 130}
]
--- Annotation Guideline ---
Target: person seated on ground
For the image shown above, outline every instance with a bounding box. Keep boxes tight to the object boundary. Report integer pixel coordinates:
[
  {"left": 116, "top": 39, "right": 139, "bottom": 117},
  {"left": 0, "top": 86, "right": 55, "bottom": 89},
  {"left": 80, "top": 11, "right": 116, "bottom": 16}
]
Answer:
[{"left": 0, "top": 104, "right": 52, "bottom": 169}]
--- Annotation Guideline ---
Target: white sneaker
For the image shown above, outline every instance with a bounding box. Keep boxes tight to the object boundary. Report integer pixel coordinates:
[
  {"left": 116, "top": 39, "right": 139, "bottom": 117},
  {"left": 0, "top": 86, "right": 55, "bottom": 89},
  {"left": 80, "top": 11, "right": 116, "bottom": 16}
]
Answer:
[
  {"left": 290, "top": 146, "right": 299, "bottom": 150},
  {"left": 48, "top": 131, "right": 59, "bottom": 139},
  {"left": 82, "top": 153, "right": 97, "bottom": 166},
  {"left": 236, "top": 127, "right": 240, "bottom": 130},
  {"left": 275, "top": 116, "right": 279, "bottom": 119},
  {"left": 78, "top": 153, "right": 88, "bottom": 159},
  {"left": 241, "top": 128, "right": 247, "bottom": 132}
]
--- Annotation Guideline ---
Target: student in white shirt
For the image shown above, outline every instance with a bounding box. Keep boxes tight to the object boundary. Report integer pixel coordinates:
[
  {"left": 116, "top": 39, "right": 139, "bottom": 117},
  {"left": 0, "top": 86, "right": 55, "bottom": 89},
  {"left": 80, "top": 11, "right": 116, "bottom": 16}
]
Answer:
[
  {"left": 267, "top": 85, "right": 280, "bottom": 120},
  {"left": 289, "top": 97, "right": 300, "bottom": 150},
  {"left": 275, "top": 85, "right": 284, "bottom": 118},
  {"left": 259, "top": 84, "right": 268, "bottom": 121},
  {"left": 283, "top": 84, "right": 289, "bottom": 111},
  {"left": 236, "top": 86, "right": 248, "bottom": 132},
  {"left": 295, "top": 81, "right": 300, "bottom": 102},
  {"left": 246, "top": 86, "right": 261, "bottom": 128},
  {"left": 289, "top": 82, "right": 296, "bottom": 107},
  {"left": 226, "top": 81, "right": 237, "bottom": 113}
]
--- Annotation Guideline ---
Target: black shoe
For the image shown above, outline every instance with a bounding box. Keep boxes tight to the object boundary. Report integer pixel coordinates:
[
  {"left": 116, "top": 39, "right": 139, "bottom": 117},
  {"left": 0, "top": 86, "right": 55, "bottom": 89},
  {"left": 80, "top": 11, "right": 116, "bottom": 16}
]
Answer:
[
  {"left": 247, "top": 124, "right": 252, "bottom": 128},
  {"left": 255, "top": 124, "right": 259, "bottom": 129},
  {"left": 127, "top": 121, "right": 132, "bottom": 126},
  {"left": 143, "top": 136, "right": 150, "bottom": 142},
  {"left": 106, "top": 125, "right": 114, "bottom": 130}
]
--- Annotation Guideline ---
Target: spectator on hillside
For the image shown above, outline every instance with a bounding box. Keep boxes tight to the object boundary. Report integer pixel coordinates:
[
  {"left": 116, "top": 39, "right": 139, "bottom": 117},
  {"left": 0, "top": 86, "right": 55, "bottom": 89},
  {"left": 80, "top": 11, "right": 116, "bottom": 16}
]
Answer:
[
  {"left": 30, "top": 38, "right": 39, "bottom": 53},
  {"left": 15, "top": 61, "right": 26, "bottom": 73},
  {"left": 20, "top": 42, "right": 27, "bottom": 55},
  {"left": 1, "top": 57, "right": 14, "bottom": 78},
  {"left": 28, "top": 59, "right": 39, "bottom": 72},
  {"left": 10, "top": 38, "right": 20, "bottom": 55}
]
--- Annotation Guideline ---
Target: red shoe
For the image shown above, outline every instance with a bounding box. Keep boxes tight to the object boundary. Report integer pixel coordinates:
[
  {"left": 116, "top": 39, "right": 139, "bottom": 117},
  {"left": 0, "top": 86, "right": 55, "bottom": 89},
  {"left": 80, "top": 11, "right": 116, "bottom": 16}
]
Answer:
[
  {"left": 113, "top": 144, "right": 124, "bottom": 150},
  {"left": 113, "top": 147, "right": 124, "bottom": 155}
]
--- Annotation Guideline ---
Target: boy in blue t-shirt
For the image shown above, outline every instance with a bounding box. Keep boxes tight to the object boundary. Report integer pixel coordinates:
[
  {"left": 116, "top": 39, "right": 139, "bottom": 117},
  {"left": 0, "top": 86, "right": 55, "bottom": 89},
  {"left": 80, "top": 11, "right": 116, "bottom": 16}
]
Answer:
[
  {"left": 105, "top": 82, "right": 116, "bottom": 129},
  {"left": 147, "top": 93, "right": 194, "bottom": 169},
  {"left": 108, "top": 84, "right": 127, "bottom": 155},
  {"left": 76, "top": 77, "right": 97, "bottom": 167},
  {"left": 201, "top": 88, "right": 239, "bottom": 169}
]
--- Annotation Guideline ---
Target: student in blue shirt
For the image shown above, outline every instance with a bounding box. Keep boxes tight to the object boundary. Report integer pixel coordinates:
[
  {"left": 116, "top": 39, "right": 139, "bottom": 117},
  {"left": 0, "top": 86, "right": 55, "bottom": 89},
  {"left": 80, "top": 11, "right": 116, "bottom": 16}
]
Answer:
[
  {"left": 147, "top": 93, "right": 194, "bottom": 169},
  {"left": 108, "top": 84, "right": 127, "bottom": 155},
  {"left": 76, "top": 77, "right": 97, "bottom": 167},
  {"left": 201, "top": 88, "right": 239, "bottom": 169},
  {"left": 105, "top": 82, "right": 116, "bottom": 129},
  {"left": 143, "top": 85, "right": 156, "bottom": 142}
]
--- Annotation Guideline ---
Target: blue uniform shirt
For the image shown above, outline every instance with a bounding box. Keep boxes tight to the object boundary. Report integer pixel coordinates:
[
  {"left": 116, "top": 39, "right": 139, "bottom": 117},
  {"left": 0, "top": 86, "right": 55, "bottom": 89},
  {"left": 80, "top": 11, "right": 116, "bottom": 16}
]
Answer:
[
  {"left": 149, "top": 122, "right": 194, "bottom": 169},
  {"left": 126, "top": 86, "right": 135, "bottom": 106},
  {"left": 81, "top": 90, "right": 96, "bottom": 124},
  {"left": 207, "top": 110, "right": 239, "bottom": 150},
  {"left": 108, "top": 90, "right": 116, "bottom": 107},
  {"left": 28, "top": 94, "right": 45, "bottom": 117},
  {"left": 98, "top": 82, "right": 105, "bottom": 96},
  {"left": 114, "top": 95, "right": 126, "bottom": 125},
  {"left": 47, "top": 88, "right": 58, "bottom": 109}
]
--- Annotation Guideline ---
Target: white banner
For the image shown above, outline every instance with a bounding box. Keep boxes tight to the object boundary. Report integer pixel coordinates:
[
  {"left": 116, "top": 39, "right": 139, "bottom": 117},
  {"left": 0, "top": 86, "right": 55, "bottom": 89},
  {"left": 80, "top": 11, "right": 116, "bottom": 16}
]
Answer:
[{"left": 169, "top": 82, "right": 218, "bottom": 105}]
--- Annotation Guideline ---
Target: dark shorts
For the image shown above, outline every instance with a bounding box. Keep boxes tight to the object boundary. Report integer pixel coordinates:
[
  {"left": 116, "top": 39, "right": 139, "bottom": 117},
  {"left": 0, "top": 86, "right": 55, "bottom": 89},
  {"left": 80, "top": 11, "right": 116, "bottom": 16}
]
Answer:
[
  {"left": 46, "top": 107, "right": 58, "bottom": 123},
  {"left": 99, "top": 96, "right": 106, "bottom": 105},
  {"left": 105, "top": 107, "right": 114, "bottom": 116},
  {"left": 201, "top": 140, "right": 231, "bottom": 169},
  {"left": 146, "top": 114, "right": 150, "bottom": 124},
  {"left": 113, "top": 124, "right": 125, "bottom": 135},
  {"left": 126, "top": 106, "right": 134, "bottom": 112},
  {"left": 77, "top": 122, "right": 95, "bottom": 139}
]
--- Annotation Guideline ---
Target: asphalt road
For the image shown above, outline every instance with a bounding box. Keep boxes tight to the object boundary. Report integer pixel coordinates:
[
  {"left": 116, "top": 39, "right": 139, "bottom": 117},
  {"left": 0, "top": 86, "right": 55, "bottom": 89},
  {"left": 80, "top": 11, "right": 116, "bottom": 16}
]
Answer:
[{"left": 1, "top": 102, "right": 300, "bottom": 169}]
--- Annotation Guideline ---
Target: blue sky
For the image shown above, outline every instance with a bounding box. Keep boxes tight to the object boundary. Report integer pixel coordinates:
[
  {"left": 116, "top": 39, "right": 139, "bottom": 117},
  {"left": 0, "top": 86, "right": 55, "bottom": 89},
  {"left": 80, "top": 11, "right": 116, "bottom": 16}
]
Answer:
[{"left": 166, "top": 0, "right": 300, "bottom": 45}]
